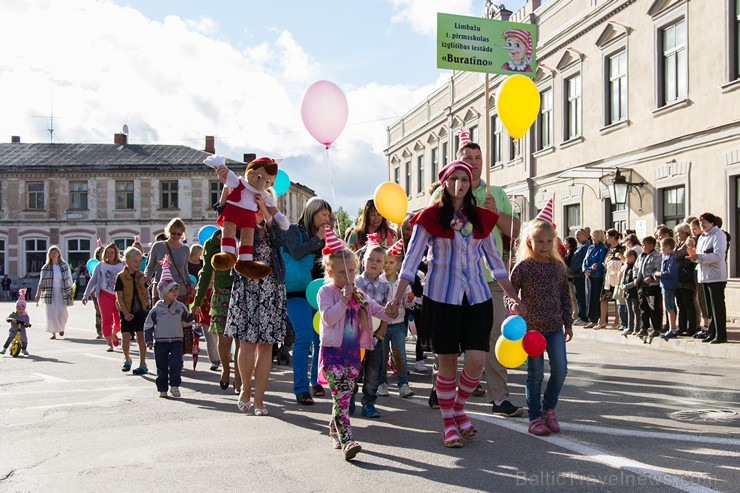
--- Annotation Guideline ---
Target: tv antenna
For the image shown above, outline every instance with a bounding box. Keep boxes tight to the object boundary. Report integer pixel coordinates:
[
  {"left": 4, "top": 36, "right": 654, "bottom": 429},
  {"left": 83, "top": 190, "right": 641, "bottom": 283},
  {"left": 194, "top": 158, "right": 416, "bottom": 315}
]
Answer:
[
  {"left": 122, "top": 124, "right": 129, "bottom": 136},
  {"left": 33, "top": 97, "right": 60, "bottom": 143}
]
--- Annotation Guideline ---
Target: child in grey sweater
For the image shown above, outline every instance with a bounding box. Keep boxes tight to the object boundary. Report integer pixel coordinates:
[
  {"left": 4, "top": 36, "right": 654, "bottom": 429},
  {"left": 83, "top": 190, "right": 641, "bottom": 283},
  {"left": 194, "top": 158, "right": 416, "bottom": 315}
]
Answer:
[{"left": 144, "top": 256, "right": 193, "bottom": 398}]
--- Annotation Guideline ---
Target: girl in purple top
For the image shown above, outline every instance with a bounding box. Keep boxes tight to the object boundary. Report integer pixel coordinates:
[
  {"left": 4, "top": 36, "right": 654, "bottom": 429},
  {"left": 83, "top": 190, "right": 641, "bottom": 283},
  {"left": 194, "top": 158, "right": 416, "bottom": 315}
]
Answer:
[
  {"left": 318, "top": 247, "right": 397, "bottom": 461},
  {"left": 506, "top": 219, "right": 573, "bottom": 436}
]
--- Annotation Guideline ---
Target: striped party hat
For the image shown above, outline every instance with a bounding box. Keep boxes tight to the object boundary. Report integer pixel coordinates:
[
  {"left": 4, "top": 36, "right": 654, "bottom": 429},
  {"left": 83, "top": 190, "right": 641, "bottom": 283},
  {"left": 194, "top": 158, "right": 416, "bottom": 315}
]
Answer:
[{"left": 322, "top": 225, "right": 346, "bottom": 255}]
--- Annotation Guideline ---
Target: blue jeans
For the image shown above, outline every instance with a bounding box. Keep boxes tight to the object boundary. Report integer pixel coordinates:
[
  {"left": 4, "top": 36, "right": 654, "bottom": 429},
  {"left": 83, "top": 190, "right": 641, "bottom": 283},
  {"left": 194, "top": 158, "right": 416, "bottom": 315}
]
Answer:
[
  {"left": 618, "top": 303, "right": 628, "bottom": 328},
  {"left": 526, "top": 331, "right": 568, "bottom": 421},
  {"left": 379, "top": 322, "right": 409, "bottom": 387},
  {"left": 286, "top": 297, "right": 320, "bottom": 394},
  {"left": 572, "top": 277, "right": 588, "bottom": 321},
  {"left": 355, "top": 340, "right": 383, "bottom": 406},
  {"left": 154, "top": 340, "right": 183, "bottom": 392}
]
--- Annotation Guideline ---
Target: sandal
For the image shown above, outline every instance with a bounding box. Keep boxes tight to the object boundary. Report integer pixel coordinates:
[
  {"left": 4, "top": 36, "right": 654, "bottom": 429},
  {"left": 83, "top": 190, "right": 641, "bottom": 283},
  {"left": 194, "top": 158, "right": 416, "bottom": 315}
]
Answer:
[
  {"left": 106, "top": 347, "right": 114, "bottom": 352},
  {"left": 295, "top": 392, "right": 314, "bottom": 405},
  {"left": 329, "top": 425, "right": 342, "bottom": 450},
  {"left": 458, "top": 424, "right": 477, "bottom": 440},
  {"left": 237, "top": 399, "right": 253, "bottom": 414},
  {"left": 50, "top": 335, "right": 56, "bottom": 340},
  {"left": 254, "top": 407, "right": 269, "bottom": 416},
  {"left": 132, "top": 366, "right": 148, "bottom": 375},
  {"left": 312, "top": 384, "right": 326, "bottom": 397},
  {"left": 443, "top": 429, "right": 463, "bottom": 448},
  {"left": 219, "top": 380, "right": 229, "bottom": 390},
  {"left": 122, "top": 361, "right": 132, "bottom": 372},
  {"left": 342, "top": 441, "right": 362, "bottom": 461}
]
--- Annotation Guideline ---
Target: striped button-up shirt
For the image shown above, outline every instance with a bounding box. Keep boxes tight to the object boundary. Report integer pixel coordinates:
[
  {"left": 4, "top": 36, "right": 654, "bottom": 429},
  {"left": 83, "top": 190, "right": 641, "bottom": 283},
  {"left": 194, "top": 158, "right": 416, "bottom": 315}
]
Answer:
[{"left": 399, "top": 223, "right": 508, "bottom": 306}]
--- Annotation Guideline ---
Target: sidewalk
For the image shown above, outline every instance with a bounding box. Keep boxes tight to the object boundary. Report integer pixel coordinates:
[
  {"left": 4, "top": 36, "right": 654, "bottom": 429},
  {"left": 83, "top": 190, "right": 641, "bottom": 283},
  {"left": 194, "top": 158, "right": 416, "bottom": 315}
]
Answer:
[{"left": 574, "top": 322, "right": 740, "bottom": 360}]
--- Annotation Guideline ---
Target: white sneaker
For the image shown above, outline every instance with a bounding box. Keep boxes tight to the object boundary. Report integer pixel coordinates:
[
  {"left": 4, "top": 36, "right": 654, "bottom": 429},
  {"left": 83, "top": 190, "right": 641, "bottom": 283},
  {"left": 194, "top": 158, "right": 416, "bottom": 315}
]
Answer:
[
  {"left": 399, "top": 384, "right": 414, "bottom": 398},
  {"left": 377, "top": 383, "right": 389, "bottom": 397},
  {"left": 170, "top": 387, "right": 181, "bottom": 398},
  {"left": 414, "top": 360, "right": 426, "bottom": 372},
  {"left": 22, "top": 349, "right": 29, "bottom": 355},
  {"left": 159, "top": 391, "right": 168, "bottom": 398},
  {"left": 0, "top": 348, "right": 6, "bottom": 355}
]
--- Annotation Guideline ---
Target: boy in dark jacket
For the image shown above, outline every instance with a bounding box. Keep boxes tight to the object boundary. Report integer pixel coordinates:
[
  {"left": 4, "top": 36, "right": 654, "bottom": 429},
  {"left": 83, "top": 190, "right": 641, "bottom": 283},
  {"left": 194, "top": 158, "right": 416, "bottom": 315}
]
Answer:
[{"left": 656, "top": 238, "right": 679, "bottom": 340}]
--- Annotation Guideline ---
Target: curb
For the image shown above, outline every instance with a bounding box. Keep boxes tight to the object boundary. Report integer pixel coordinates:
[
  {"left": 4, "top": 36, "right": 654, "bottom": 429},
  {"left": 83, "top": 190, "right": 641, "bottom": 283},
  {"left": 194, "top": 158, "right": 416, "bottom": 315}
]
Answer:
[{"left": 574, "top": 328, "right": 740, "bottom": 360}]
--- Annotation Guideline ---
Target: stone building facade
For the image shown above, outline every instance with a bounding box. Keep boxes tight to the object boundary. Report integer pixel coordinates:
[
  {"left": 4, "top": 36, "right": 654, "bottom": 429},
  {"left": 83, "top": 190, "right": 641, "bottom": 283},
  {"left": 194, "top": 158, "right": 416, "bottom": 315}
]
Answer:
[
  {"left": 386, "top": 0, "right": 740, "bottom": 315},
  {"left": 0, "top": 135, "right": 315, "bottom": 281}
]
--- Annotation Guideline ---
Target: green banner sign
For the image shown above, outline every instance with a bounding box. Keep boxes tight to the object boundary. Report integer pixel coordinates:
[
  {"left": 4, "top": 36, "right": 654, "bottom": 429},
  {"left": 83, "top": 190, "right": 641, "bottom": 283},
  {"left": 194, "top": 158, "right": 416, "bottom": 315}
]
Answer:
[{"left": 437, "top": 13, "right": 537, "bottom": 77}]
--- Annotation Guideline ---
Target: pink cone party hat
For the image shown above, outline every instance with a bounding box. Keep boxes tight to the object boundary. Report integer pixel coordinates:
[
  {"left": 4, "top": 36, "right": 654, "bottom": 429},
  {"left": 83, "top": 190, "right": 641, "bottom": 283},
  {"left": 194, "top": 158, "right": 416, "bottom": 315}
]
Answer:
[
  {"left": 322, "top": 225, "right": 346, "bottom": 255},
  {"left": 157, "top": 254, "right": 179, "bottom": 298},
  {"left": 16, "top": 288, "right": 27, "bottom": 308},
  {"left": 536, "top": 198, "right": 554, "bottom": 226}
]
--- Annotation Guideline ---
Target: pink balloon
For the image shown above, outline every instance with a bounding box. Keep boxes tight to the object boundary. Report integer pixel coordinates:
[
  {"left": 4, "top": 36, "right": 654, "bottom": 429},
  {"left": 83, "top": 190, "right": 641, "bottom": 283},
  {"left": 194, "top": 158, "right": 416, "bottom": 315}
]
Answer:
[{"left": 300, "top": 80, "right": 349, "bottom": 148}]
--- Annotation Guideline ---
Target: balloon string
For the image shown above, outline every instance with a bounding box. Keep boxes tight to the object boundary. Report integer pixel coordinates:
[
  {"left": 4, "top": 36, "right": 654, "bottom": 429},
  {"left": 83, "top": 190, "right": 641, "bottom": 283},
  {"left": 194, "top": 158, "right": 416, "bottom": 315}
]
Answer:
[{"left": 324, "top": 146, "right": 351, "bottom": 288}]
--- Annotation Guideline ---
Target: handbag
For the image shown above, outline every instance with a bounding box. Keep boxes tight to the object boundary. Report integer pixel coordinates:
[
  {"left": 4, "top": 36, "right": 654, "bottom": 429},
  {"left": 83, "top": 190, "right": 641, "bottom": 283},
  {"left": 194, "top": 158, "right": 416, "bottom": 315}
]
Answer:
[
  {"left": 165, "top": 244, "right": 196, "bottom": 300},
  {"left": 281, "top": 229, "right": 315, "bottom": 293}
]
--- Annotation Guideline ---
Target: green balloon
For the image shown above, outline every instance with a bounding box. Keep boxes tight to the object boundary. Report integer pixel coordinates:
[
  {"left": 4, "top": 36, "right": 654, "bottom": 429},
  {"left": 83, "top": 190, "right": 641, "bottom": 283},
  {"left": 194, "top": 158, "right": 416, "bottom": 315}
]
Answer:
[{"left": 306, "top": 279, "right": 324, "bottom": 310}]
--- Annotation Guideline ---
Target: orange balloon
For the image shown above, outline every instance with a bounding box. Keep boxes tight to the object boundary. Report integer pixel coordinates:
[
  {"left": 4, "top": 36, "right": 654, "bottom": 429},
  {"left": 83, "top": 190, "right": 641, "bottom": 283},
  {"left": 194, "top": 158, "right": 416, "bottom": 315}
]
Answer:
[{"left": 374, "top": 181, "right": 408, "bottom": 224}]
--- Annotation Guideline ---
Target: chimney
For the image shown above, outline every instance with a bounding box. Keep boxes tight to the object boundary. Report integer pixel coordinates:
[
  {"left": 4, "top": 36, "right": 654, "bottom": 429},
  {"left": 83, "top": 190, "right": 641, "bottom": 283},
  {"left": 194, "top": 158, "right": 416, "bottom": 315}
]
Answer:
[
  {"left": 205, "top": 135, "right": 215, "bottom": 154},
  {"left": 243, "top": 153, "right": 256, "bottom": 163},
  {"left": 11, "top": 136, "right": 20, "bottom": 143},
  {"left": 114, "top": 133, "right": 128, "bottom": 145},
  {"left": 493, "top": 7, "right": 512, "bottom": 21}
]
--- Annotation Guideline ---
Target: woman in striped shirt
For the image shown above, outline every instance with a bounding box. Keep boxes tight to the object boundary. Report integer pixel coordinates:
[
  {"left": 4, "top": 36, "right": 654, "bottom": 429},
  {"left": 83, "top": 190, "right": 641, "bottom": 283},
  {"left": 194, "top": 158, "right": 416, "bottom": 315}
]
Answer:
[{"left": 391, "top": 160, "right": 522, "bottom": 448}]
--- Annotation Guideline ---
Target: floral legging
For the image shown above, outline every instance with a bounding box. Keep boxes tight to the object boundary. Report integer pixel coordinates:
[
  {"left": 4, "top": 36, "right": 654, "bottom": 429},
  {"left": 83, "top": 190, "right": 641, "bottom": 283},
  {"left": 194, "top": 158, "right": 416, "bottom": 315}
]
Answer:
[{"left": 324, "top": 364, "right": 360, "bottom": 445}]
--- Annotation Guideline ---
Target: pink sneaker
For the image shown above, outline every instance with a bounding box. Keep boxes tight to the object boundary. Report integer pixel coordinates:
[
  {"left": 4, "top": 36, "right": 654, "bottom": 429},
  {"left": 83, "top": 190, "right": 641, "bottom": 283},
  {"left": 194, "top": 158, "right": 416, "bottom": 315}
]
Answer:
[
  {"left": 543, "top": 409, "right": 560, "bottom": 432},
  {"left": 528, "top": 417, "right": 551, "bottom": 436}
]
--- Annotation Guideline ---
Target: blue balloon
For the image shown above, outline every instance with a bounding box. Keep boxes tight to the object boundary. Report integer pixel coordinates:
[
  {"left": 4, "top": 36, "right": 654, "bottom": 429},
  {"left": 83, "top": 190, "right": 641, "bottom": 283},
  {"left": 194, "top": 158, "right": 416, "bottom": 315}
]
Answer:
[
  {"left": 86, "top": 258, "right": 99, "bottom": 274},
  {"left": 502, "top": 315, "right": 527, "bottom": 341},
  {"left": 306, "top": 278, "right": 324, "bottom": 310},
  {"left": 198, "top": 225, "right": 219, "bottom": 245},
  {"left": 189, "top": 274, "right": 198, "bottom": 285},
  {"left": 273, "top": 169, "right": 290, "bottom": 197}
]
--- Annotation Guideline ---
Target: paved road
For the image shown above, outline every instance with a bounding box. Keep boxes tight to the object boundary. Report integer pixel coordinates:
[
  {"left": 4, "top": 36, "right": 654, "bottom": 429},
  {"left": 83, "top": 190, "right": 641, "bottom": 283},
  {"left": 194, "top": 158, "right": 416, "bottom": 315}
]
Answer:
[{"left": 1, "top": 303, "right": 739, "bottom": 493}]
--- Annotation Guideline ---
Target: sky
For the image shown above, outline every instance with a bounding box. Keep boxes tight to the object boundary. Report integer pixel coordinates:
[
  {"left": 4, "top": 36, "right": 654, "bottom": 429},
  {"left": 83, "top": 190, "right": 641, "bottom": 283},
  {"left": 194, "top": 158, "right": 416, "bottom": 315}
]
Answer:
[{"left": 0, "top": 0, "right": 530, "bottom": 218}]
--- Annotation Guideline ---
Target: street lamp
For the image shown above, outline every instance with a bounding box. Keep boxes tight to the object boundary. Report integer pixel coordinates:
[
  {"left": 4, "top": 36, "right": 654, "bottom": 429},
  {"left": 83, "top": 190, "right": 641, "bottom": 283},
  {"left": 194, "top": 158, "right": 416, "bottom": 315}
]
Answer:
[{"left": 610, "top": 168, "right": 645, "bottom": 206}]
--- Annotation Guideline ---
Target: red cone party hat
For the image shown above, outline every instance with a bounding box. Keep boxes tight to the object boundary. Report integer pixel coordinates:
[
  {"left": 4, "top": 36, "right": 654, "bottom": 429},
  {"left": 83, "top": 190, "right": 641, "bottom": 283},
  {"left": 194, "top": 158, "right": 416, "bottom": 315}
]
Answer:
[
  {"left": 322, "top": 225, "right": 346, "bottom": 255},
  {"left": 456, "top": 128, "right": 471, "bottom": 146},
  {"left": 366, "top": 232, "right": 381, "bottom": 249},
  {"left": 536, "top": 198, "right": 554, "bottom": 226},
  {"left": 387, "top": 238, "right": 404, "bottom": 257}
]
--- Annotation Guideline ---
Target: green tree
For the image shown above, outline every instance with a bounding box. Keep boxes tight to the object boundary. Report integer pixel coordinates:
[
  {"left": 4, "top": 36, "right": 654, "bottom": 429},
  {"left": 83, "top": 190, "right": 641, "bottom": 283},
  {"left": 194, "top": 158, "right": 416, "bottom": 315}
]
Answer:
[{"left": 335, "top": 207, "right": 354, "bottom": 240}]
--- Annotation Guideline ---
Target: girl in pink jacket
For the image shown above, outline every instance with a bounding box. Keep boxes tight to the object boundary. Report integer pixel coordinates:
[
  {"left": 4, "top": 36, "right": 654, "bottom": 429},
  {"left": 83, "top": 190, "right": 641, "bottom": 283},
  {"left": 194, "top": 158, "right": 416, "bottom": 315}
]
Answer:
[{"left": 317, "top": 246, "right": 397, "bottom": 461}]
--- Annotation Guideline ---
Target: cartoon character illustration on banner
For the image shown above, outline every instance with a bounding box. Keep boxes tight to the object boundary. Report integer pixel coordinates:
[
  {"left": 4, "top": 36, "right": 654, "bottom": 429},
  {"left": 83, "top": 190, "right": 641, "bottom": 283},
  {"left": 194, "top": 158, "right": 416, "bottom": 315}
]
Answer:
[{"left": 498, "top": 29, "right": 533, "bottom": 73}]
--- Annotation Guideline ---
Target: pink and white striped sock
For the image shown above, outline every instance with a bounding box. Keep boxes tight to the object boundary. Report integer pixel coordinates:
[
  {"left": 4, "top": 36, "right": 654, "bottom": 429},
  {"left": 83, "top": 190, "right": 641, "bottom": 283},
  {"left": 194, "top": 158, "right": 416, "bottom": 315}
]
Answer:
[
  {"left": 436, "top": 374, "right": 459, "bottom": 442},
  {"left": 453, "top": 369, "right": 480, "bottom": 433}
]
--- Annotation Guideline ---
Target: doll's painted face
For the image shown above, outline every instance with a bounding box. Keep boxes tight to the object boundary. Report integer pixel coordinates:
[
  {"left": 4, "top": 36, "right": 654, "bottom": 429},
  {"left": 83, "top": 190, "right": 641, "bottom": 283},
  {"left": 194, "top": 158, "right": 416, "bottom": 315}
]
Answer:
[{"left": 246, "top": 167, "right": 276, "bottom": 191}]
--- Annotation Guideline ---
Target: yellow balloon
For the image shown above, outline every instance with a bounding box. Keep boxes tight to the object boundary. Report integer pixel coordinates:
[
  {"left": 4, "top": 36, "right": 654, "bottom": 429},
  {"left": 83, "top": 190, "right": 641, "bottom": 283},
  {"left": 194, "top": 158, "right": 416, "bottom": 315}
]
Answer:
[
  {"left": 495, "top": 75, "right": 541, "bottom": 139},
  {"left": 374, "top": 181, "right": 408, "bottom": 225},
  {"left": 313, "top": 311, "right": 320, "bottom": 334},
  {"left": 360, "top": 348, "right": 365, "bottom": 361},
  {"left": 494, "top": 335, "right": 528, "bottom": 369}
]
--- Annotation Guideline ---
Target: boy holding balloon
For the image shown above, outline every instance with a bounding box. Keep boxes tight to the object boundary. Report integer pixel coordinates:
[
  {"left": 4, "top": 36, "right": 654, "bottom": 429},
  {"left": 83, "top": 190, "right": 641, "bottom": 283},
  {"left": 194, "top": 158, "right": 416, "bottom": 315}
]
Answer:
[{"left": 505, "top": 217, "right": 573, "bottom": 436}]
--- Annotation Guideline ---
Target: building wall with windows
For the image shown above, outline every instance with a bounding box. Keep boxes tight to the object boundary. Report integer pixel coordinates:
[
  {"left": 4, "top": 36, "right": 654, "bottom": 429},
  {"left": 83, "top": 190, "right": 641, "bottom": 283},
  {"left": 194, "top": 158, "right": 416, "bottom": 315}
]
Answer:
[
  {"left": 0, "top": 135, "right": 316, "bottom": 282},
  {"left": 386, "top": 0, "right": 740, "bottom": 315}
]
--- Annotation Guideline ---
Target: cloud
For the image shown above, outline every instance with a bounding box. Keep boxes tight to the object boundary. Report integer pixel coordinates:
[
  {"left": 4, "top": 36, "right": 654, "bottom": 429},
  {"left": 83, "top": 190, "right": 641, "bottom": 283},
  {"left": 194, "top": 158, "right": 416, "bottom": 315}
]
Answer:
[
  {"left": 386, "top": 0, "right": 475, "bottom": 36},
  {"left": 0, "top": 0, "right": 443, "bottom": 220}
]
